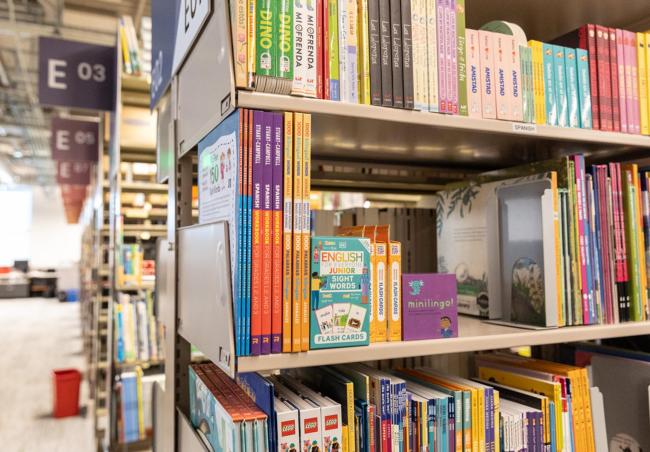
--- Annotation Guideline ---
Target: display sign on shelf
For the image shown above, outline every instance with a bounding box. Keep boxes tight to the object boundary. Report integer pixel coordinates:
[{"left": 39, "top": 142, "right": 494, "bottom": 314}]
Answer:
[
  {"left": 51, "top": 118, "right": 100, "bottom": 161},
  {"left": 38, "top": 37, "right": 116, "bottom": 111},
  {"left": 56, "top": 160, "right": 92, "bottom": 185}
]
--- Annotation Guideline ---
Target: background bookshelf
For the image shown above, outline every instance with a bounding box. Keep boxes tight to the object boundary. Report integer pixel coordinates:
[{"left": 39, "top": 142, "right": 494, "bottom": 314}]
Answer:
[{"left": 149, "top": 0, "right": 650, "bottom": 450}]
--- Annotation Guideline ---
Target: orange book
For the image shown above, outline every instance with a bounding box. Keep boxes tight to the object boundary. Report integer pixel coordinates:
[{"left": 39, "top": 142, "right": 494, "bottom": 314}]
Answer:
[
  {"left": 291, "top": 113, "right": 304, "bottom": 352},
  {"left": 301, "top": 114, "right": 312, "bottom": 351},
  {"left": 282, "top": 112, "right": 294, "bottom": 352},
  {"left": 375, "top": 242, "right": 388, "bottom": 342},
  {"left": 387, "top": 241, "right": 402, "bottom": 342}
]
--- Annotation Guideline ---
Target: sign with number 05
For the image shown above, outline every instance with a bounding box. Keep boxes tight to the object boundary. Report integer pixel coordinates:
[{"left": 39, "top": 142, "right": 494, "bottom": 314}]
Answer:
[
  {"left": 38, "top": 37, "right": 116, "bottom": 111},
  {"left": 51, "top": 117, "right": 99, "bottom": 161}
]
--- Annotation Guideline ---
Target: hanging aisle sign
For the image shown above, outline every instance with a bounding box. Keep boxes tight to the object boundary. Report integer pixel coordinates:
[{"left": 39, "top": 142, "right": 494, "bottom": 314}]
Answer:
[
  {"left": 39, "top": 37, "right": 116, "bottom": 111},
  {"left": 51, "top": 118, "right": 99, "bottom": 161},
  {"left": 56, "top": 160, "right": 92, "bottom": 185},
  {"left": 151, "top": 0, "right": 211, "bottom": 108}
]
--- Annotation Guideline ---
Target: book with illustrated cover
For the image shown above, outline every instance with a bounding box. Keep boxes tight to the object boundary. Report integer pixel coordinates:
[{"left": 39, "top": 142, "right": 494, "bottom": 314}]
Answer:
[
  {"left": 402, "top": 273, "right": 458, "bottom": 340},
  {"left": 310, "top": 236, "right": 371, "bottom": 349}
]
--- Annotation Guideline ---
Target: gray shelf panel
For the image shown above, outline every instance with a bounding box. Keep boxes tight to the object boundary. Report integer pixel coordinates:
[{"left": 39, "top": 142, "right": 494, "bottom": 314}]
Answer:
[{"left": 178, "top": 408, "right": 210, "bottom": 452}]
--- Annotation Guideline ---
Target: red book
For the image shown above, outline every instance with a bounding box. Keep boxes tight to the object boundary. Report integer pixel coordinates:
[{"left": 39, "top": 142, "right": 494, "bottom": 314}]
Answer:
[
  {"left": 316, "top": 0, "right": 324, "bottom": 99},
  {"left": 323, "top": 0, "right": 330, "bottom": 100},
  {"left": 596, "top": 25, "right": 613, "bottom": 131},
  {"left": 251, "top": 110, "right": 264, "bottom": 355},
  {"left": 609, "top": 27, "right": 621, "bottom": 131},
  {"left": 552, "top": 24, "right": 600, "bottom": 129}
]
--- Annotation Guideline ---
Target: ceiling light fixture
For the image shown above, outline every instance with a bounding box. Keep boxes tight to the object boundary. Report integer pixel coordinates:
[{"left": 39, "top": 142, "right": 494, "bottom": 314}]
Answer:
[{"left": 12, "top": 150, "right": 23, "bottom": 159}]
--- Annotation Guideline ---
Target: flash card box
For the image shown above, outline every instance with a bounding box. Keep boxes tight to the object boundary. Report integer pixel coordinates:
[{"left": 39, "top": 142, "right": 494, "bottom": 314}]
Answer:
[{"left": 310, "top": 236, "right": 372, "bottom": 349}]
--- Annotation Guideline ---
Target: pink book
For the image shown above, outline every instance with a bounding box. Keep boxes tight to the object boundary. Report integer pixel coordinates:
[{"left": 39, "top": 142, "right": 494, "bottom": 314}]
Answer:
[
  {"left": 478, "top": 30, "right": 496, "bottom": 119},
  {"left": 494, "top": 33, "right": 513, "bottom": 120},
  {"left": 625, "top": 31, "right": 640, "bottom": 134},
  {"left": 465, "top": 29, "right": 483, "bottom": 118},
  {"left": 447, "top": 0, "right": 458, "bottom": 114},
  {"left": 616, "top": 29, "right": 628, "bottom": 133},
  {"left": 436, "top": 0, "right": 447, "bottom": 113},
  {"left": 572, "top": 155, "right": 591, "bottom": 324}
]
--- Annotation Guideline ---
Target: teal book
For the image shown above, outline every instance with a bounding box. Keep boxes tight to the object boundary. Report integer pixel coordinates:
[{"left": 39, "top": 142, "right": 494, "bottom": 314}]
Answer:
[
  {"left": 310, "top": 236, "right": 371, "bottom": 349},
  {"left": 564, "top": 47, "right": 580, "bottom": 128},
  {"left": 520, "top": 46, "right": 534, "bottom": 124},
  {"left": 576, "top": 48, "right": 593, "bottom": 129},
  {"left": 553, "top": 45, "right": 568, "bottom": 127},
  {"left": 542, "top": 43, "right": 558, "bottom": 126}
]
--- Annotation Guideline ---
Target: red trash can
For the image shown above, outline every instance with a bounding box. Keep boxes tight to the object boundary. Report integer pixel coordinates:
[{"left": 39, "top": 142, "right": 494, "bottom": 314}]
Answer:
[{"left": 52, "top": 369, "right": 82, "bottom": 418}]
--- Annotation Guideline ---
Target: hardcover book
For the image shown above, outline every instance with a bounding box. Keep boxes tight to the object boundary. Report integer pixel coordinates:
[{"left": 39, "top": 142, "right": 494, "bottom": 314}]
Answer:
[
  {"left": 553, "top": 45, "right": 568, "bottom": 127},
  {"left": 576, "top": 48, "right": 593, "bottom": 129},
  {"left": 402, "top": 273, "right": 458, "bottom": 340},
  {"left": 310, "top": 236, "right": 372, "bottom": 349},
  {"left": 564, "top": 47, "right": 580, "bottom": 128}
]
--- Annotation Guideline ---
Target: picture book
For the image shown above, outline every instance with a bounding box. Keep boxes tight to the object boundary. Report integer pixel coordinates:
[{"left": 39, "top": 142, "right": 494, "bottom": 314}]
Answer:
[
  {"left": 401, "top": 273, "right": 458, "bottom": 340},
  {"left": 310, "top": 236, "right": 372, "bottom": 349}
]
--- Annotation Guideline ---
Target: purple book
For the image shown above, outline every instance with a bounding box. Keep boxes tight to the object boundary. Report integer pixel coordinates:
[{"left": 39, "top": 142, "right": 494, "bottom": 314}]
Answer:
[
  {"left": 271, "top": 113, "right": 283, "bottom": 354},
  {"left": 261, "top": 112, "right": 273, "bottom": 355},
  {"left": 436, "top": 0, "right": 447, "bottom": 113},
  {"left": 401, "top": 273, "right": 458, "bottom": 340}
]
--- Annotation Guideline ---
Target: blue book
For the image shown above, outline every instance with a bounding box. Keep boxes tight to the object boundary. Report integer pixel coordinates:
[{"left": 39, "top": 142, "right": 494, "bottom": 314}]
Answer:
[
  {"left": 237, "top": 373, "right": 277, "bottom": 451},
  {"left": 116, "top": 307, "right": 125, "bottom": 363},
  {"left": 542, "top": 43, "right": 558, "bottom": 126},
  {"left": 576, "top": 48, "right": 592, "bottom": 129},
  {"left": 552, "top": 45, "right": 568, "bottom": 127},
  {"left": 588, "top": 173, "right": 605, "bottom": 322},
  {"left": 549, "top": 400, "right": 556, "bottom": 452},
  {"left": 245, "top": 111, "right": 253, "bottom": 356},
  {"left": 564, "top": 48, "right": 580, "bottom": 128}
]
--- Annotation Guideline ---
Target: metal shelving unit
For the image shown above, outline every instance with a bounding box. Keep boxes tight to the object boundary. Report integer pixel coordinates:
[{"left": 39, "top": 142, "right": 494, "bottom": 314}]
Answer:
[{"left": 150, "top": 0, "right": 650, "bottom": 450}]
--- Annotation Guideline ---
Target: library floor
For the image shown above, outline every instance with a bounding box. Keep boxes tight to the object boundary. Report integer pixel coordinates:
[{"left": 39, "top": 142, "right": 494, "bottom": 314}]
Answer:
[{"left": 0, "top": 297, "right": 94, "bottom": 451}]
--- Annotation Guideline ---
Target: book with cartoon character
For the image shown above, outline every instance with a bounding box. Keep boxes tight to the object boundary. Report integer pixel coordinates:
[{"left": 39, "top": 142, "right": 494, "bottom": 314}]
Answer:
[
  {"left": 402, "top": 273, "right": 458, "bottom": 340},
  {"left": 310, "top": 236, "right": 371, "bottom": 349}
]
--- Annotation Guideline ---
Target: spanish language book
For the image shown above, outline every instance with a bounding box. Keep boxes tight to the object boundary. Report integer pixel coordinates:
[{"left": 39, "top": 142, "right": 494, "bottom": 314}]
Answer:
[
  {"left": 310, "top": 236, "right": 371, "bottom": 349},
  {"left": 402, "top": 273, "right": 458, "bottom": 340}
]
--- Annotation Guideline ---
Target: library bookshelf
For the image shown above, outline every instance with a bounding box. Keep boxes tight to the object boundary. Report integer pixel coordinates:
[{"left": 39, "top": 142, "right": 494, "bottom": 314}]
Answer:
[{"left": 149, "top": 0, "right": 650, "bottom": 450}]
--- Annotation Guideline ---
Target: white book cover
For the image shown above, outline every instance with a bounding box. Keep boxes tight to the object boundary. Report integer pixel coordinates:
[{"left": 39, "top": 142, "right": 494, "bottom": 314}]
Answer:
[
  {"left": 304, "top": 0, "right": 318, "bottom": 98},
  {"left": 465, "top": 28, "right": 482, "bottom": 118},
  {"left": 291, "top": 0, "right": 306, "bottom": 95},
  {"left": 494, "top": 33, "right": 513, "bottom": 120},
  {"left": 338, "top": 0, "right": 349, "bottom": 101},
  {"left": 411, "top": 0, "right": 425, "bottom": 110},
  {"left": 425, "top": 0, "right": 438, "bottom": 112},
  {"left": 273, "top": 380, "right": 324, "bottom": 451},
  {"left": 346, "top": 0, "right": 359, "bottom": 102},
  {"left": 509, "top": 37, "right": 524, "bottom": 122},
  {"left": 275, "top": 397, "right": 300, "bottom": 451},
  {"left": 478, "top": 30, "right": 496, "bottom": 119},
  {"left": 136, "top": 300, "right": 150, "bottom": 361}
]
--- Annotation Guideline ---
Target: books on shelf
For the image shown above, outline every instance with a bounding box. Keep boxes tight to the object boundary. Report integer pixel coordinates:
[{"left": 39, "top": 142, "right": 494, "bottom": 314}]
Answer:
[
  {"left": 114, "top": 292, "right": 163, "bottom": 364},
  {"left": 119, "top": 15, "right": 143, "bottom": 76},
  {"left": 118, "top": 368, "right": 164, "bottom": 444},
  {"left": 199, "top": 353, "right": 598, "bottom": 452}
]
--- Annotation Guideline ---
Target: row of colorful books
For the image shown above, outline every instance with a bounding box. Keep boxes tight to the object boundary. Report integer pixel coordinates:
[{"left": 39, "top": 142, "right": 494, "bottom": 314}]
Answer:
[
  {"left": 118, "top": 368, "right": 164, "bottom": 444},
  {"left": 189, "top": 352, "right": 597, "bottom": 452},
  {"left": 114, "top": 292, "right": 163, "bottom": 364},
  {"left": 437, "top": 155, "right": 650, "bottom": 327}
]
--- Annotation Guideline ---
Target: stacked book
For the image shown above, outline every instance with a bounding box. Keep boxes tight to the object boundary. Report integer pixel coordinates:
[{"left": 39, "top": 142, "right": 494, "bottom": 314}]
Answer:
[
  {"left": 117, "top": 244, "right": 143, "bottom": 288},
  {"left": 118, "top": 368, "right": 164, "bottom": 444},
  {"left": 220, "top": 353, "right": 598, "bottom": 452},
  {"left": 114, "top": 292, "right": 163, "bottom": 364},
  {"left": 437, "top": 155, "right": 650, "bottom": 327},
  {"left": 119, "top": 15, "right": 144, "bottom": 76}
]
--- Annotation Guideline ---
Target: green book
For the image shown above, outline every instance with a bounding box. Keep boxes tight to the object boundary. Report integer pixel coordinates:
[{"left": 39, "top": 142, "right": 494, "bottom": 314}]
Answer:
[
  {"left": 456, "top": 0, "right": 467, "bottom": 116},
  {"left": 328, "top": 0, "right": 340, "bottom": 100},
  {"left": 623, "top": 172, "right": 642, "bottom": 321},
  {"left": 567, "top": 160, "right": 582, "bottom": 325},
  {"left": 552, "top": 45, "right": 568, "bottom": 128},
  {"left": 564, "top": 47, "right": 580, "bottom": 128},
  {"left": 276, "top": 0, "right": 294, "bottom": 84},
  {"left": 255, "top": 0, "right": 276, "bottom": 88}
]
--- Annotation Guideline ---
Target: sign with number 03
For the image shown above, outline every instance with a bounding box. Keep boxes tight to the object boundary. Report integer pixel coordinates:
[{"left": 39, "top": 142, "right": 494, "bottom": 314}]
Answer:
[{"left": 38, "top": 37, "right": 116, "bottom": 111}]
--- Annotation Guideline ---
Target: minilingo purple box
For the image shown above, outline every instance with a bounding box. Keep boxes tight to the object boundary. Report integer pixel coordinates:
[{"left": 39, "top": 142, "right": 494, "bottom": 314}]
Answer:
[{"left": 402, "top": 273, "right": 458, "bottom": 340}]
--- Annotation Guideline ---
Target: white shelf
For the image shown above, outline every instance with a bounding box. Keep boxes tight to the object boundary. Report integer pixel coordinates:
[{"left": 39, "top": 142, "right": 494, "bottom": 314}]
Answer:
[{"left": 236, "top": 316, "right": 650, "bottom": 373}]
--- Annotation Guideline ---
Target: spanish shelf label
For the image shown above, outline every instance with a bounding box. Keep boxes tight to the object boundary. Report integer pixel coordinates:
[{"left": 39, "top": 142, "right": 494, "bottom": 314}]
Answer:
[{"left": 512, "top": 123, "right": 538, "bottom": 134}]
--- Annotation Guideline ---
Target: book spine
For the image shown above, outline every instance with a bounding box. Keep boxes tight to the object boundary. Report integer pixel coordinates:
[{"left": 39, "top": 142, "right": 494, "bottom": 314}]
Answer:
[
  {"left": 554, "top": 45, "right": 568, "bottom": 127},
  {"left": 262, "top": 114, "right": 273, "bottom": 354},
  {"left": 615, "top": 29, "right": 628, "bottom": 132},
  {"left": 278, "top": 0, "right": 294, "bottom": 92},
  {"left": 258, "top": 0, "right": 277, "bottom": 88},
  {"left": 479, "top": 30, "right": 496, "bottom": 119},
  {"left": 624, "top": 171, "right": 642, "bottom": 320},
  {"left": 388, "top": 242, "right": 402, "bottom": 341},
  {"left": 447, "top": 0, "right": 458, "bottom": 114},
  {"left": 646, "top": 33, "right": 650, "bottom": 136},
  {"left": 627, "top": 31, "right": 641, "bottom": 134},
  {"left": 425, "top": 0, "right": 439, "bottom": 112},
  {"left": 574, "top": 156, "right": 591, "bottom": 324},
  {"left": 328, "top": 0, "right": 340, "bottom": 100},
  {"left": 542, "top": 43, "right": 558, "bottom": 126},
  {"left": 271, "top": 113, "right": 283, "bottom": 354},
  {"left": 529, "top": 41, "right": 545, "bottom": 124},
  {"left": 401, "top": 0, "right": 415, "bottom": 109},
  {"left": 368, "top": 0, "right": 382, "bottom": 105},
  {"left": 519, "top": 44, "right": 530, "bottom": 122},
  {"left": 379, "top": 0, "right": 393, "bottom": 105},
  {"left": 584, "top": 24, "right": 600, "bottom": 130},
  {"left": 301, "top": 114, "right": 312, "bottom": 351},
  {"left": 234, "top": 0, "right": 248, "bottom": 87},
  {"left": 369, "top": 243, "right": 377, "bottom": 342},
  {"left": 638, "top": 32, "right": 649, "bottom": 135},
  {"left": 495, "top": 34, "right": 512, "bottom": 120},
  {"left": 436, "top": 0, "right": 447, "bottom": 112},
  {"left": 565, "top": 47, "right": 580, "bottom": 128},
  {"left": 411, "top": 0, "right": 423, "bottom": 110},
  {"left": 251, "top": 111, "right": 264, "bottom": 355},
  {"left": 317, "top": 0, "right": 324, "bottom": 98},
  {"left": 609, "top": 27, "right": 621, "bottom": 131},
  {"left": 237, "top": 111, "right": 246, "bottom": 356},
  {"left": 246, "top": 109, "right": 254, "bottom": 354},
  {"left": 510, "top": 37, "right": 523, "bottom": 122},
  {"left": 375, "top": 242, "right": 388, "bottom": 341},
  {"left": 596, "top": 25, "right": 613, "bottom": 131},
  {"left": 338, "top": 0, "right": 349, "bottom": 101},
  {"left": 466, "top": 29, "right": 482, "bottom": 118},
  {"left": 305, "top": 1, "right": 318, "bottom": 97},
  {"left": 292, "top": 0, "right": 306, "bottom": 95},
  {"left": 456, "top": 0, "right": 467, "bottom": 116},
  {"left": 390, "top": 0, "right": 404, "bottom": 107},
  {"left": 282, "top": 112, "right": 293, "bottom": 353},
  {"left": 323, "top": 0, "right": 330, "bottom": 99},
  {"left": 292, "top": 113, "right": 304, "bottom": 351},
  {"left": 577, "top": 48, "right": 593, "bottom": 129},
  {"left": 359, "top": 0, "right": 372, "bottom": 104},
  {"left": 347, "top": 0, "right": 359, "bottom": 102}
]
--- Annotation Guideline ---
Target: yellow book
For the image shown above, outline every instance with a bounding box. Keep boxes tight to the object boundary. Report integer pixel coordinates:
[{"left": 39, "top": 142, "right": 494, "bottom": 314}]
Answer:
[
  {"left": 282, "top": 112, "right": 294, "bottom": 352},
  {"left": 387, "top": 241, "right": 402, "bottom": 341},
  {"left": 638, "top": 33, "right": 649, "bottom": 135},
  {"left": 342, "top": 425, "right": 349, "bottom": 452},
  {"left": 119, "top": 25, "right": 132, "bottom": 74},
  {"left": 291, "top": 113, "right": 303, "bottom": 352},
  {"left": 528, "top": 40, "right": 547, "bottom": 125},
  {"left": 646, "top": 33, "right": 650, "bottom": 134},
  {"left": 369, "top": 243, "right": 378, "bottom": 342},
  {"left": 357, "top": 0, "right": 371, "bottom": 104},
  {"left": 247, "top": 0, "right": 256, "bottom": 85},
  {"left": 301, "top": 114, "right": 312, "bottom": 351},
  {"left": 374, "top": 242, "right": 388, "bottom": 342},
  {"left": 135, "top": 366, "right": 145, "bottom": 439},
  {"left": 233, "top": 0, "right": 248, "bottom": 87},
  {"left": 477, "top": 366, "right": 563, "bottom": 451},
  {"left": 493, "top": 391, "right": 500, "bottom": 452}
]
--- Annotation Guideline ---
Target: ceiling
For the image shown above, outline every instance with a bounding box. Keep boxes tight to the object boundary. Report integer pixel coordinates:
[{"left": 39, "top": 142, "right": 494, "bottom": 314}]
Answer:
[{"left": 0, "top": 0, "right": 150, "bottom": 185}]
